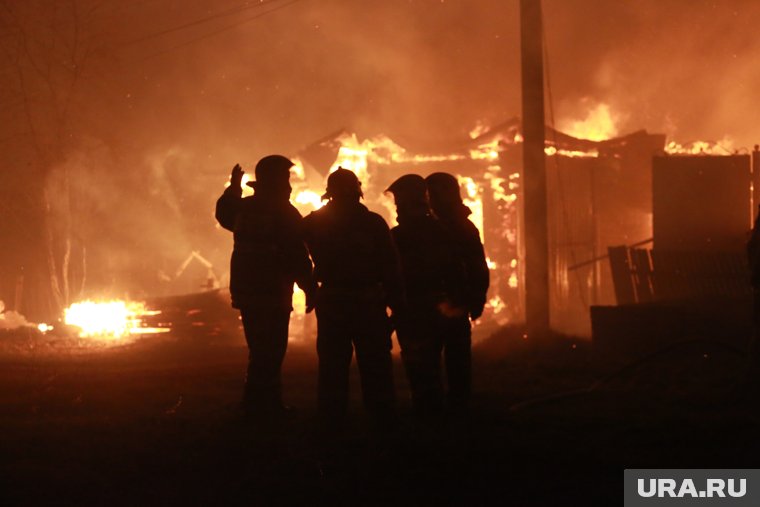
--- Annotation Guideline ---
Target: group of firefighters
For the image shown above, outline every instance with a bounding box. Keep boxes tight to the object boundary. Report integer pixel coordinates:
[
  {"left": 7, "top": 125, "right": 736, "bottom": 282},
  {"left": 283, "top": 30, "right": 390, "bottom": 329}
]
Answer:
[{"left": 215, "top": 154, "right": 489, "bottom": 431}]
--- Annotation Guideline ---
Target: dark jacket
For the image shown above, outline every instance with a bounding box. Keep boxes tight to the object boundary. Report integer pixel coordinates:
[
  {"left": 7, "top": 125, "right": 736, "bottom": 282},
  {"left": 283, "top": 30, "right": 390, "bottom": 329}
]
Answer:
[
  {"left": 390, "top": 208, "right": 465, "bottom": 307},
  {"left": 748, "top": 206, "right": 760, "bottom": 290},
  {"left": 215, "top": 185, "right": 313, "bottom": 309},
  {"left": 302, "top": 200, "right": 404, "bottom": 312},
  {"left": 435, "top": 204, "right": 490, "bottom": 313}
]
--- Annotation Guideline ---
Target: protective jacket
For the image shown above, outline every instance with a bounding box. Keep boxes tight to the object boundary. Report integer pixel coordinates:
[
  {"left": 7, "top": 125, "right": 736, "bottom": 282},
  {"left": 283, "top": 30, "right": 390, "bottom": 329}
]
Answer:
[
  {"left": 749, "top": 206, "right": 760, "bottom": 290},
  {"left": 302, "top": 200, "right": 404, "bottom": 311},
  {"left": 435, "top": 204, "right": 490, "bottom": 315},
  {"left": 215, "top": 185, "right": 313, "bottom": 309},
  {"left": 390, "top": 208, "right": 464, "bottom": 308}
]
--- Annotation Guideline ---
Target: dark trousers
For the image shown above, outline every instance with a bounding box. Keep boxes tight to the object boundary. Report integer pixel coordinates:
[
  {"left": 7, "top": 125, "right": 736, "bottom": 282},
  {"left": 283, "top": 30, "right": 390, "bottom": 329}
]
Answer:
[
  {"left": 315, "top": 291, "right": 396, "bottom": 428},
  {"left": 442, "top": 314, "right": 472, "bottom": 408},
  {"left": 396, "top": 305, "right": 445, "bottom": 415},
  {"left": 397, "top": 309, "right": 472, "bottom": 413},
  {"left": 239, "top": 305, "right": 291, "bottom": 410}
]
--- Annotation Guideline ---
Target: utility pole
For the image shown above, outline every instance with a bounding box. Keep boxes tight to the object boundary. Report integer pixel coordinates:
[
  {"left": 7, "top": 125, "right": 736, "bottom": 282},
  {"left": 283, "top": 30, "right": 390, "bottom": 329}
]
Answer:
[{"left": 520, "top": 0, "right": 550, "bottom": 334}]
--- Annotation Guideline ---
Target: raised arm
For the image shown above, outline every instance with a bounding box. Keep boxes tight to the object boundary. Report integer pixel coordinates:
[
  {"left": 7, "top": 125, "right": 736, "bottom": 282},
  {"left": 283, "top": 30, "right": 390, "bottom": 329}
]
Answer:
[{"left": 215, "top": 164, "right": 244, "bottom": 232}]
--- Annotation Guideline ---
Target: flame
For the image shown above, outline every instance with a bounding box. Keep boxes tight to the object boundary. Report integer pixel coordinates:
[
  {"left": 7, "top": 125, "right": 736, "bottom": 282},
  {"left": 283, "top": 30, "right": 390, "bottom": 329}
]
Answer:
[
  {"left": 561, "top": 103, "right": 618, "bottom": 141},
  {"left": 407, "top": 153, "right": 469, "bottom": 163},
  {"left": 545, "top": 146, "right": 599, "bottom": 158},
  {"left": 457, "top": 176, "right": 485, "bottom": 243},
  {"left": 469, "top": 121, "right": 490, "bottom": 140},
  {"left": 292, "top": 286, "right": 306, "bottom": 315},
  {"left": 485, "top": 168, "right": 517, "bottom": 203},
  {"left": 469, "top": 139, "right": 501, "bottom": 162},
  {"left": 64, "top": 300, "right": 168, "bottom": 340},
  {"left": 488, "top": 295, "right": 507, "bottom": 315},
  {"left": 325, "top": 133, "right": 401, "bottom": 182},
  {"left": 290, "top": 159, "right": 306, "bottom": 180},
  {"left": 664, "top": 138, "right": 735, "bottom": 155},
  {"left": 293, "top": 190, "right": 325, "bottom": 210}
]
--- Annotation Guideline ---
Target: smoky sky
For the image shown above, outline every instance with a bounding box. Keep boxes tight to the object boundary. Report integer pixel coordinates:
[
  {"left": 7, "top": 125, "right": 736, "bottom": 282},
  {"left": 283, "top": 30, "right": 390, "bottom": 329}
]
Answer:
[
  {"left": 105, "top": 0, "right": 760, "bottom": 158},
  {"left": 3, "top": 0, "right": 760, "bottom": 309}
]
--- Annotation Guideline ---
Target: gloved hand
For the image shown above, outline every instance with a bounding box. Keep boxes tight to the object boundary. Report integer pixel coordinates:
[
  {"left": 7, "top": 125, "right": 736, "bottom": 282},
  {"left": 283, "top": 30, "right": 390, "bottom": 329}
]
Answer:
[{"left": 230, "top": 164, "right": 244, "bottom": 189}]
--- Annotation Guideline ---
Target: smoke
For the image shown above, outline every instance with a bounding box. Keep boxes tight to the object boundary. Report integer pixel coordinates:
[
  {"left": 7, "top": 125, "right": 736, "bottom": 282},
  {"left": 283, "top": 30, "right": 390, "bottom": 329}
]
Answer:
[
  {"left": 5, "top": 0, "right": 760, "bottom": 306},
  {"left": 111, "top": 0, "right": 760, "bottom": 152},
  {"left": 0, "top": 301, "right": 35, "bottom": 330},
  {"left": 42, "top": 138, "right": 225, "bottom": 299},
  {"left": 544, "top": 0, "right": 760, "bottom": 148}
]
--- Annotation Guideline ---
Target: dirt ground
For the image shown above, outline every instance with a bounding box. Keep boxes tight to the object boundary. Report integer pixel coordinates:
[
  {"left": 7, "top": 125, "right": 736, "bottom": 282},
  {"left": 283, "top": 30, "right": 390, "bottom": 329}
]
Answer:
[{"left": 0, "top": 323, "right": 757, "bottom": 506}]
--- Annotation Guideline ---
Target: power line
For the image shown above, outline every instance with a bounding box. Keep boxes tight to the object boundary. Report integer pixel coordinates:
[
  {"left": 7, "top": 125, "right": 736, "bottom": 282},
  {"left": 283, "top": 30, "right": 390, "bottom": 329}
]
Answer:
[
  {"left": 136, "top": 0, "right": 305, "bottom": 61},
  {"left": 125, "top": 0, "right": 284, "bottom": 46}
]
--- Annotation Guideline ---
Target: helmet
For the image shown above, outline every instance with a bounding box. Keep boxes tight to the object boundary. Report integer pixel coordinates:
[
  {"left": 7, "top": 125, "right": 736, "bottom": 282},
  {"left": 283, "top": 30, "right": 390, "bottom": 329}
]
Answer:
[
  {"left": 386, "top": 174, "right": 428, "bottom": 206},
  {"left": 321, "top": 167, "right": 363, "bottom": 200},
  {"left": 425, "top": 172, "right": 462, "bottom": 204},
  {"left": 247, "top": 154, "right": 293, "bottom": 188}
]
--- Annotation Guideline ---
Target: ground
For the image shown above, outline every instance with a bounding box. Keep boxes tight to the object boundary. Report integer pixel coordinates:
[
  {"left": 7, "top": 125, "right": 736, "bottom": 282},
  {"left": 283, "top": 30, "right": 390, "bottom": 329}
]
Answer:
[{"left": 0, "top": 322, "right": 757, "bottom": 506}]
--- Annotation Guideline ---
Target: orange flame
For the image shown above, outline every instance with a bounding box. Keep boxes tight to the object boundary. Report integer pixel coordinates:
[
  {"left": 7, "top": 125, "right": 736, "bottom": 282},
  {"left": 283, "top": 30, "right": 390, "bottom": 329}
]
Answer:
[
  {"left": 561, "top": 103, "right": 619, "bottom": 141},
  {"left": 64, "top": 300, "right": 168, "bottom": 340}
]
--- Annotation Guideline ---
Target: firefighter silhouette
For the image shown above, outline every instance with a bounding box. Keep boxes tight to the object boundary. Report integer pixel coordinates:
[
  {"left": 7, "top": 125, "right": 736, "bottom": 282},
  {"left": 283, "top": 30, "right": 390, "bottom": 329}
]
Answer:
[
  {"left": 215, "top": 155, "right": 315, "bottom": 419},
  {"left": 386, "top": 174, "right": 467, "bottom": 419},
  {"left": 302, "top": 168, "right": 403, "bottom": 432},
  {"left": 424, "top": 172, "right": 490, "bottom": 411},
  {"left": 745, "top": 204, "right": 760, "bottom": 390}
]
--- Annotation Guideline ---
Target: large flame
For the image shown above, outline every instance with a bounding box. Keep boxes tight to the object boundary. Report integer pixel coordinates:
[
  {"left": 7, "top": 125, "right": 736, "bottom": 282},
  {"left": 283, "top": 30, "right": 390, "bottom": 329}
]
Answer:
[
  {"left": 561, "top": 103, "right": 618, "bottom": 141},
  {"left": 457, "top": 176, "right": 485, "bottom": 243},
  {"left": 293, "top": 190, "right": 325, "bottom": 210},
  {"left": 64, "top": 300, "right": 167, "bottom": 340}
]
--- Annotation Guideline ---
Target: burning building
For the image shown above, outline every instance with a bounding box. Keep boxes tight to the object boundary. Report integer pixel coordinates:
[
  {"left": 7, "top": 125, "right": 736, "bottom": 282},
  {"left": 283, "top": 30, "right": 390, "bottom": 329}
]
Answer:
[{"left": 285, "top": 119, "right": 667, "bottom": 337}]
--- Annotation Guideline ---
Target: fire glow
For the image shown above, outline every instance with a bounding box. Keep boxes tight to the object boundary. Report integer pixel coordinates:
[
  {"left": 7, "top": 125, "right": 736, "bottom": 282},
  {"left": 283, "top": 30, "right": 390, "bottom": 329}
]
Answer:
[
  {"left": 561, "top": 103, "right": 619, "bottom": 141},
  {"left": 63, "top": 300, "right": 168, "bottom": 340}
]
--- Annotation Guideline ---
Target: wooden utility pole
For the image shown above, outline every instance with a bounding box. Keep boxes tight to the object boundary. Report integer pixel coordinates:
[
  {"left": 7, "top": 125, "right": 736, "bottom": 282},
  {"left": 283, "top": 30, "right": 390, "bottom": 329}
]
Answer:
[{"left": 520, "top": 0, "right": 550, "bottom": 333}]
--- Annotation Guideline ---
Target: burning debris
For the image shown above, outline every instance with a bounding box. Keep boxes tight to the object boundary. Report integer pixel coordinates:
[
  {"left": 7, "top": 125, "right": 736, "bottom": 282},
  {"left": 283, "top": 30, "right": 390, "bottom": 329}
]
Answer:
[
  {"left": 0, "top": 298, "right": 170, "bottom": 352},
  {"left": 664, "top": 138, "right": 736, "bottom": 156},
  {"left": 63, "top": 300, "right": 169, "bottom": 341}
]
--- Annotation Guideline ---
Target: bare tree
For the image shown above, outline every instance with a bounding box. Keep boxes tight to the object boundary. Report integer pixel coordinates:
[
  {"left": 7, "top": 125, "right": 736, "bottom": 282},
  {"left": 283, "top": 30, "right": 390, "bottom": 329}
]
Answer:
[{"left": 0, "top": 0, "right": 104, "bottom": 315}]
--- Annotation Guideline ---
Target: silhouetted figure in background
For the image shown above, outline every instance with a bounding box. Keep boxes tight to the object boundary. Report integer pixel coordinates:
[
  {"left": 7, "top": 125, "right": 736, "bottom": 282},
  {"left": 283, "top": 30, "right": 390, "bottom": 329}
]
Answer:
[
  {"left": 748, "top": 204, "right": 760, "bottom": 316},
  {"left": 424, "top": 172, "right": 490, "bottom": 411},
  {"left": 302, "top": 168, "right": 403, "bottom": 433},
  {"left": 386, "top": 174, "right": 465, "bottom": 420},
  {"left": 746, "top": 204, "right": 760, "bottom": 388},
  {"left": 215, "top": 156, "right": 315, "bottom": 419}
]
